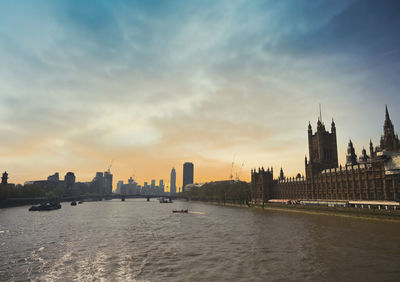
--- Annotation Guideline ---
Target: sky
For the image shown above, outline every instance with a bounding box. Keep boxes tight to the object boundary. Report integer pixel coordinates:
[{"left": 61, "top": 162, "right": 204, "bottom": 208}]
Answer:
[{"left": 0, "top": 0, "right": 400, "bottom": 189}]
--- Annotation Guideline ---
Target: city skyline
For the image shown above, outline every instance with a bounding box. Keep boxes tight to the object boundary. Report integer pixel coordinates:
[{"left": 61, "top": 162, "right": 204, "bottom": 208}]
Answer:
[{"left": 0, "top": 0, "right": 399, "bottom": 187}]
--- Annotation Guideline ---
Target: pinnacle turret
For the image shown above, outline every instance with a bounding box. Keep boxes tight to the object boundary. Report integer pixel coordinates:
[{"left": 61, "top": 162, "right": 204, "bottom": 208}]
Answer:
[
  {"left": 346, "top": 139, "right": 357, "bottom": 166},
  {"left": 380, "top": 105, "right": 400, "bottom": 152},
  {"left": 385, "top": 104, "right": 390, "bottom": 120}
]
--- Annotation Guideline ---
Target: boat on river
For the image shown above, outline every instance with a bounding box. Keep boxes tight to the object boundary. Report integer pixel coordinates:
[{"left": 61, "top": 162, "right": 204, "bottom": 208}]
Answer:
[
  {"left": 71, "top": 201, "right": 77, "bottom": 206},
  {"left": 29, "top": 202, "right": 61, "bottom": 211},
  {"left": 159, "top": 197, "right": 172, "bottom": 203},
  {"left": 172, "top": 209, "right": 188, "bottom": 213}
]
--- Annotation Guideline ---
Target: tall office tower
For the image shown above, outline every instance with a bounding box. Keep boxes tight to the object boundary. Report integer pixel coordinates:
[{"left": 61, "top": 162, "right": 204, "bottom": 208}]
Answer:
[
  {"left": 64, "top": 172, "right": 76, "bottom": 190},
  {"left": 116, "top": 180, "right": 123, "bottom": 194},
  {"left": 159, "top": 180, "right": 164, "bottom": 194},
  {"left": 104, "top": 171, "right": 113, "bottom": 194},
  {"left": 150, "top": 179, "right": 156, "bottom": 195},
  {"left": 170, "top": 168, "right": 176, "bottom": 195},
  {"left": 93, "top": 172, "right": 104, "bottom": 194},
  {"left": 182, "top": 162, "right": 194, "bottom": 193}
]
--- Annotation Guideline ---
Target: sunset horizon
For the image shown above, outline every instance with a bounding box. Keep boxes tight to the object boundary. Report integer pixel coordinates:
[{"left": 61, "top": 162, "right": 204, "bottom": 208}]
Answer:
[{"left": 1, "top": 0, "right": 399, "bottom": 189}]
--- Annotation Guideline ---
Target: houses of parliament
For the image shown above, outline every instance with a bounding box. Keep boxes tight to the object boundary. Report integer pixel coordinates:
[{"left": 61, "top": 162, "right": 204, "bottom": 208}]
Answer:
[{"left": 251, "top": 106, "right": 400, "bottom": 204}]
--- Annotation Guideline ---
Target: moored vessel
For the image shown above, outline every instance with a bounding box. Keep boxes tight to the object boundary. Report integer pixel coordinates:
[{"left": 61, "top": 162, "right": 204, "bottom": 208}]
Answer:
[
  {"left": 172, "top": 209, "right": 188, "bottom": 213},
  {"left": 29, "top": 202, "right": 61, "bottom": 211}
]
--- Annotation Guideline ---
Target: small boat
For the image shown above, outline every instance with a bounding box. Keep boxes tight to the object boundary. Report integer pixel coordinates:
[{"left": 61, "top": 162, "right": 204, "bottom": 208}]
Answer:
[
  {"left": 121, "top": 197, "right": 125, "bottom": 201},
  {"left": 172, "top": 209, "right": 188, "bottom": 213},
  {"left": 78, "top": 201, "right": 83, "bottom": 204},
  {"left": 71, "top": 201, "right": 77, "bottom": 206},
  {"left": 29, "top": 202, "right": 61, "bottom": 211},
  {"left": 159, "top": 197, "right": 170, "bottom": 203}
]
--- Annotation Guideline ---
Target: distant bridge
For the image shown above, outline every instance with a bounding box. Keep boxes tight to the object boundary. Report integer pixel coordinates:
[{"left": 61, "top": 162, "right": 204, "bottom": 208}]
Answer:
[
  {"left": 0, "top": 194, "right": 187, "bottom": 208},
  {"left": 94, "top": 194, "right": 188, "bottom": 202},
  {"left": 108, "top": 194, "right": 186, "bottom": 200}
]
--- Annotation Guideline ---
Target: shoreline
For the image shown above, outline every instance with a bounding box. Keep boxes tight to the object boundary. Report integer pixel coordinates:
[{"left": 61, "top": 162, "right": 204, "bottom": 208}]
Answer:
[
  {"left": 0, "top": 196, "right": 103, "bottom": 209},
  {"left": 3, "top": 197, "right": 400, "bottom": 222},
  {"left": 190, "top": 200, "right": 400, "bottom": 222}
]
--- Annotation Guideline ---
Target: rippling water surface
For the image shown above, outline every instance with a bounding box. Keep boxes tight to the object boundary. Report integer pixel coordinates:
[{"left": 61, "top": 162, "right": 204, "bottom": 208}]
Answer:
[{"left": 1, "top": 199, "right": 400, "bottom": 281}]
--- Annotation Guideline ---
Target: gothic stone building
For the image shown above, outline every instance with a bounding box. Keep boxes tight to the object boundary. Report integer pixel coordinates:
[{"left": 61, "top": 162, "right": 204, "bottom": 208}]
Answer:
[{"left": 252, "top": 106, "right": 400, "bottom": 204}]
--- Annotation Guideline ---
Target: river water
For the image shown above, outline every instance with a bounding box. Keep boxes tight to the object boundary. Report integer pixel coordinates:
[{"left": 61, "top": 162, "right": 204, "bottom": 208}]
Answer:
[{"left": 1, "top": 199, "right": 400, "bottom": 281}]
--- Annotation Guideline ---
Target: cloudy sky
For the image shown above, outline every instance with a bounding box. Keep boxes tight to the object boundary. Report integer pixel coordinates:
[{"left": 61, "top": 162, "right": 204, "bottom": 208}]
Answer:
[{"left": 1, "top": 0, "right": 399, "bottom": 188}]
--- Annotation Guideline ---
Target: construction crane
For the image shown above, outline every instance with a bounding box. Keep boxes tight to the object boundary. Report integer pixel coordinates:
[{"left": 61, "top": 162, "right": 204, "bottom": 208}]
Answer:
[
  {"left": 235, "top": 162, "right": 245, "bottom": 181},
  {"left": 106, "top": 159, "right": 113, "bottom": 173},
  {"left": 229, "top": 155, "right": 236, "bottom": 180}
]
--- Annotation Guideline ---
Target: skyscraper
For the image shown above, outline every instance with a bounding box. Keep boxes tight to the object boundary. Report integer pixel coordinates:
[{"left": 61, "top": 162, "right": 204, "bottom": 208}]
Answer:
[
  {"left": 104, "top": 171, "right": 113, "bottom": 194},
  {"left": 64, "top": 172, "right": 76, "bottom": 190},
  {"left": 170, "top": 168, "right": 176, "bottom": 195},
  {"left": 92, "top": 172, "right": 104, "bottom": 194},
  {"left": 159, "top": 180, "right": 164, "bottom": 194},
  {"left": 182, "top": 162, "right": 194, "bottom": 193},
  {"left": 116, "top": 180, "right": 123, "bottom": 194},
  {"left": 151, "top": 179, "right": 156, "bottom": 195}
]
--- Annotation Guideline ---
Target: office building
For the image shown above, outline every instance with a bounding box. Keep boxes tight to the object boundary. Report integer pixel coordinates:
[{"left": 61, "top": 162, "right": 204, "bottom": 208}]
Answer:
[
  {"left": 170, "top": 168, "right": 176, "bottom": 194},
  {"left": 182, "top": 162, "right": 194, "bottom": 193}
]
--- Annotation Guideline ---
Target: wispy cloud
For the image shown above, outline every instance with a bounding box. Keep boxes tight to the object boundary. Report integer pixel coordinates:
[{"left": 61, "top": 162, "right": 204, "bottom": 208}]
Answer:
[{"left": 0, "top": 0, "right": 399, "bottom": 186}]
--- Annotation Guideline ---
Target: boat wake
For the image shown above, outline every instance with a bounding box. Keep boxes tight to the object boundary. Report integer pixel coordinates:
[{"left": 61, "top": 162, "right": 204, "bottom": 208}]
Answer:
[{"left": 188, "top": 211, "right": 205, "bottom": 215}]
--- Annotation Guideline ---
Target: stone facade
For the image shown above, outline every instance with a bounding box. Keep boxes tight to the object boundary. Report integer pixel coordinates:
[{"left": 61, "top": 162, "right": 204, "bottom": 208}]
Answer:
[
  {"left": 306, "top": 118, "right": 338, "bottom": 176},
  {"left": 251, "top": 167, "right": 273, "bottom": 205},
  {"left": 252, "top": 106, "right": 400, "bottom": 203}
]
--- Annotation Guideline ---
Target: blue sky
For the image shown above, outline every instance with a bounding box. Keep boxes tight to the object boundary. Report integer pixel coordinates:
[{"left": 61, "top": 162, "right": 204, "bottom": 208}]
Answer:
[{"left": 0, "top": 0, "right": 399, "bottom": 186}]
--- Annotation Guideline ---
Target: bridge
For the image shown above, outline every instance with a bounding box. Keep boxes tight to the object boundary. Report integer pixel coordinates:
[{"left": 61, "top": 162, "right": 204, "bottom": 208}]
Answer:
[
  {"left": 91, "top": 194, "right": 188, "bottom": 202},
  {"left": 0, "top": 194, "right": 188, "bottom": 208}
]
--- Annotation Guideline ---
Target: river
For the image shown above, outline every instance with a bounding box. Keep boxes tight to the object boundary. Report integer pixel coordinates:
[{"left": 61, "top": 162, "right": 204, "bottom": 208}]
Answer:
[{"left": 1, "top": 199, "right": 400, "bottom": 281}]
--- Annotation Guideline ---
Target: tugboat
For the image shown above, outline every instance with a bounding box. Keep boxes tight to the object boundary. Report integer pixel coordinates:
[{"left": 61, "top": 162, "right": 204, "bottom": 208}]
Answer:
[
  {"left": 172, "top": 209, "right": 188, "bottom": 213},
  {"left": 29, "top": 202, "right": 61, "bottom": 211},
  {"left": 71, "top": 201, "right": 77, "bottom": 206}
]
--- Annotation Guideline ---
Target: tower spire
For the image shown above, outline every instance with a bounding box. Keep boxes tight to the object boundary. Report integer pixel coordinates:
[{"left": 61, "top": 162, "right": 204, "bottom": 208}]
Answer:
[
  {"left": 381, "top": 104, "right": 400, "bottom": 152},
  {"left": 385, "top": 104, "right": 391, "bottom": 122},
  {"left": 319, "top": 103, "right": 322, "bottom": 122}
]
